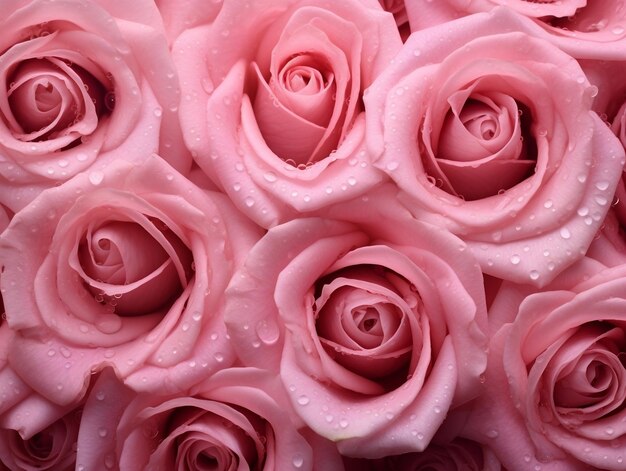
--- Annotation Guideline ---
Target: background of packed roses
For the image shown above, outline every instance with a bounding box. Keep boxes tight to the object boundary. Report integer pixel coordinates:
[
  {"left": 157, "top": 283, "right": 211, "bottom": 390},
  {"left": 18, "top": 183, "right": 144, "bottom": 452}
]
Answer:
[{"left": 1, "top": 0, "right": 626, "bottom": 469}]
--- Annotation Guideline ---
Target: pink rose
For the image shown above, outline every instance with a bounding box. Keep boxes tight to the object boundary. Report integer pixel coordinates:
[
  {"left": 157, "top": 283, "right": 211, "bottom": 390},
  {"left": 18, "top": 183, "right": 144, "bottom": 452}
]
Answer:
[
  {"left": 224, "top": 193, "right": 488, "bottom": 457},
  {"left": 344, "top": 437, "right": 502, "bottom": 470},
  {"left": 173, "top": 0, "right": 402, "bottom": 227},
  {"left": 76, "top": 367, "right": 343, "bottom": 471},
  {"left": 365, "top": 8, "right": 625, "bottom": 285},
  {"left": 0, "top": 405, "right": 79, "bottom": 470},
  {"left": 0, "top": 0, "right": 188, "bottom": 212},
  {"left": 0, "top": 323, "right": 78, "bottom": 470},
  {"left": 406, "top": 1, "right": 626, "bottom": 59},
  {"left": 464, "top": 261, "right": 626, "bottom": 470},
  {"left": 0, "top": 155, "right": 261, "bottom": 405}
]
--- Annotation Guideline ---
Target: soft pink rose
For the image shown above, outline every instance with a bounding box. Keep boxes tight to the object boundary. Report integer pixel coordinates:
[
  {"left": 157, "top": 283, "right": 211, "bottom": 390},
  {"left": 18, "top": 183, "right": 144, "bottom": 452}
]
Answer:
[
  {"left": 406, "top": 1, "right": 626, "bottom": 59},
  {"left": 0, "top": 155, "right": 261, "bottom": 405},
  {"left": 76, "top": 367, "right": 343, "bottom": 471},
  {"left": 365, "top": 8, "right": 625, "bottom": 285},
  {"left": 224, "top": 192, "right": 488, "bottom": 457},
  {"left": 0, "top": 323, "right": 78, "bottom": 470},
  {"left": 173, "top": 0, "right": 402, "bottom": 228},
  {"left": 0, "top": 0, "right": 188, "bottom": 212},
  {"left": 0, "top": 405, "right": 80, "bottom": 471},
  {"left": 464, "top": 260, "right": 626, "bottom": 470},
  {"left": 343, "top": 437, "right": 502, "bottom": 470}
]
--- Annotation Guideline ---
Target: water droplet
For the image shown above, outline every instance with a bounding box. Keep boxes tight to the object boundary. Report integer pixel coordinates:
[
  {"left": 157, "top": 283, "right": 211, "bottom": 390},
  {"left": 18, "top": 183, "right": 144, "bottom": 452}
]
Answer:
[
  {"left": 510, "top": 254, "right": 521, "bottom": 265},
  {"left": 433, "top": 406, "right": 442, "bottom": 414},
  {"left": 192, "top": 311, "right": 202, "bottom": 321},
  {"left": 530, "top": 270, "right": 540, "bottom": 281},
  {"left": 595, "top": 195, "right": 608, "bottom": 206},
  {"left": 606, "top": 427, "right": 615, "bottom": 435},
  {"left": 339, "top": 419, "right": 349, "bottom": 428},
  {"left": 79, "top": 324, "right": 89, "bottom": 333},
  {"left": 263, "top": 171, "right": 277, "bottom": 182},
  {"left": 577, "top": 206, "right": 589, "bottom": 216},
  {"left": 297, "top": 395, "right": 310, "bottom": 406},
  {"left": 244, "top": 196, "right": 255, "bottom": 207},
  {"left": 96, "top": 314, "right": 122, "bottom": 334},
  {"left": 386, "top": 161, "right": 399, "bottom": 171},
  {"left": 256, "top": 319, "right": 279, "bottom": 345},
  {"left": 104, "top": 92, "right": 115, "bottom": 111},
  {"left": 595, "top": 181, "right": 610, "bottom": 191},
  {"left": 89, "top": 171, "right": 104, "bottom": 186},
  {"left": 385, "top": 412, "right": 394, "bottom": 420},
  {"left": 104, "top": 454, "right": 115, "bottom": 469},
  {"left": 486, "top": 429, "right": 499, "bottom": 439},
  {"left": 560, "top": 227, "right": 571, "bottom": 239},
  {"left": 577, "top": 174, "right": 587, "bottom": 183},
  {"left": 292, "top": 454, "right": 304, "bottom": 468},
  {"left": 612, "top": 25, "right": 625, "bottom": 35},
  {"left": 543, "top": 200, "right": 553, "bottom": 209},
  {"left": 98, "top": 427, "right": 108, "bottom": 438},
  {"left": 214, "top": 352, "right": 224, "bottom": 362},
  {"left": 96, "top": 391, "right": 106, "bottom": 401},
  {"left": 47, "top": 349, "right": 56, "bottom": 357},
  {"left": 347, "top": 176, "right": 357, "bottom": 186}
]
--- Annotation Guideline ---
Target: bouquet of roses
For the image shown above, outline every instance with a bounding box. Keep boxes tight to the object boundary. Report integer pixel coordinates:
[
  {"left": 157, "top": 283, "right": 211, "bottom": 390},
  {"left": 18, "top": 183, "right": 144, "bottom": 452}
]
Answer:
[{"left": 1, "top": 0, "right": 626, "bottom": 469}]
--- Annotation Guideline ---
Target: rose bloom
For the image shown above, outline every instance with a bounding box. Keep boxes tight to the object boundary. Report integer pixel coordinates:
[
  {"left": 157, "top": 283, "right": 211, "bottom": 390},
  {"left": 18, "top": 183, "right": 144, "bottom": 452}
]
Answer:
[
  {"left": 0, "top": 405, "right": 80, "bottom": 471},
  {"left": 365, "top": 8, "right": 625, "bottom": 285},
  {"left": 343, "top": 437, "right": 502, "bottom": 471},
  {"left": 76, "top": 367, "right": 343, "bottom": 470},
  {"left": 0, "top": 155, "right": 261, "bottom": 405},
  {"left": 0, "top": 0, "right": 188, "bottom": 212},
  {"left": 0, "top": 322, "right": 79, "bottom": 470},
  {"left": 224, "top": 191, "right": 488, "bottom": 458},
  {"left": 463, "top": 260, "right": 626, "bottom": 470},
  {"left": 405, "top": 1, "right": 626, "bottom": 58},
  {"left": 173, "top": 0, "right": 402, "bottom": 228}
]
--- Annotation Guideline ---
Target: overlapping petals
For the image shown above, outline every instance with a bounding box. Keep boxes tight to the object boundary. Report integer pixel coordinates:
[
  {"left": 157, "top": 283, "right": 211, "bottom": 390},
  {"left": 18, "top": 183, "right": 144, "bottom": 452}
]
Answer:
[
  {"left": 465, "top": 262, "right": 626, "bottom": 470},
  {"left": 76, "top": 368, "right": 342, "bottom": 471},
  {"left": 0, "top": 0, "right": 187, "bottom": 211},
  {"left": 365, "top": 8, "right": 625, "bottom": 285},
  {"left": 406, "top": 1, "right": 626, "bottom": 59},
  {"left": 173, "top": 0, "right": 401, "bottom": 227},
  {"left": 0, "top": 156, "right": 261, "bottom": 405},
  {"left": 224, "top": 195, "right": 488, "bottom": 457}
]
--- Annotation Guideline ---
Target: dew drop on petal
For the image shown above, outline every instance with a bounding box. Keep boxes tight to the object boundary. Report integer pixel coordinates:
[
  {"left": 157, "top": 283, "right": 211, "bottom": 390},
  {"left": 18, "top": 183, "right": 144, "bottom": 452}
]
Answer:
[
  {"left": 256, "top": 318, "right": 280, "bottom": 345},
  {"left": 89, "top": 171, "right": 104, "bottom": 186},
  {"left": 292, "top": 454, "right": 304, "bottom": 468},
  {"left": 263, "top": 171, "right": 277, "bottom": 183},
  {"left": 486, "top": 429, "right": 499, "bottom": 439}
]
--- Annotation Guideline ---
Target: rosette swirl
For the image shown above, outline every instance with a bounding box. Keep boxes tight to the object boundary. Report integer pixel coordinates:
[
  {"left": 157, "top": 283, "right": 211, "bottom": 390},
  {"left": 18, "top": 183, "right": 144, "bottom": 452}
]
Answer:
[{"left": 0, "top": 156, "right": 261, "bottom": 404}]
